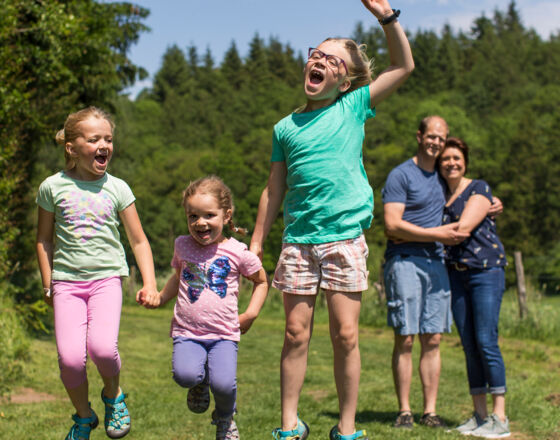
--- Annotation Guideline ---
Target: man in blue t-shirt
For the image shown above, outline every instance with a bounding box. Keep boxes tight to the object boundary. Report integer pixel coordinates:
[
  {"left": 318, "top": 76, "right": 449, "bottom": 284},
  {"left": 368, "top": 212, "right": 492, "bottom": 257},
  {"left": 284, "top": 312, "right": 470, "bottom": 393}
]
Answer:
[{"left": 381, "top": 115, "right": 469, "bottom": 429}]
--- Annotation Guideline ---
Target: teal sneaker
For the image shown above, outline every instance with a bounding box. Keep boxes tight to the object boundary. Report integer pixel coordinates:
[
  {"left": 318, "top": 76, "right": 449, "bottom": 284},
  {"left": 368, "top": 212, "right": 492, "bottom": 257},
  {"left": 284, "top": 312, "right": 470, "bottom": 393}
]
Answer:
[
  {"left": 329, "top": 425, "right": 369, "bottom": 439},
  {"left": 454, "top": 412, "right": 485, "bottom": 435},
  {"left": 272, "top": 417, "right": 309, "bottom": 439},
  {"left": 65, "top": 408, "right": 98, "bottom": 440},
  {"left": 470, "top": 414, "right": 510, "bottom": 438},
  {"left": 101, "top": 389, "right": 131, "bottom": 438}
]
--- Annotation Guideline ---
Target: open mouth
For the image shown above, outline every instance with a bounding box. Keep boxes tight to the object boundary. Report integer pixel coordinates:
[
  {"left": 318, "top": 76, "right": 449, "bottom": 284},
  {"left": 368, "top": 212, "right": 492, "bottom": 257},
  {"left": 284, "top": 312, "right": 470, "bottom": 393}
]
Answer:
[
  {"left": 95, "top": 153, "right": 108, "bottom": 165},
  {"left": 196, "top": 229, "right": 211, "bottom": 240},
  {"left": 309, "top": 69, "right": 324, "bottom": 84}
]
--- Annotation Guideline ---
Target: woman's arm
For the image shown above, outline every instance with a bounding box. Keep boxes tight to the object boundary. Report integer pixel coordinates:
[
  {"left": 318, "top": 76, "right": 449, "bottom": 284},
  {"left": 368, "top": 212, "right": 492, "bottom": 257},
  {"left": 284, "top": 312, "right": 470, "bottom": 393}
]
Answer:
[
  {"left": 361, "top": 0, "right": 415, "bottom": 107},
  {"left": 119, "top": 203, "right": 158, "bottom": 302},
  {"left": 250, "top": 161, "right": 287, "bottom": 260},
  {"left": 456, "top": 194, "right": 492, "bottom": 234},
  {"left": 239, "top": 268, "right": 269, "bottom": 334},
  {"left": 36, "top": 207, "right": 55, "bottom": 307}
]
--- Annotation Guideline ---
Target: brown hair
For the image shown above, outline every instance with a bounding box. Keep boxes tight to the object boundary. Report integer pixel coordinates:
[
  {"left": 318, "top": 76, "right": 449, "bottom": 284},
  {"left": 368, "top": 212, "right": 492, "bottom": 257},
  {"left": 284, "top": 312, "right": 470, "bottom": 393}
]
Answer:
[
  {"left": 55, "top": 107, "right": 115, "bottom": 169},
  {"left": 437, "top": 136, "right": 470, "bottom": 174},
  {"left": 182, "top": 175, "right": 247, "bottom": 235},
  {"left": 324, "top": 38, "right": 374, "bottom": 93}
]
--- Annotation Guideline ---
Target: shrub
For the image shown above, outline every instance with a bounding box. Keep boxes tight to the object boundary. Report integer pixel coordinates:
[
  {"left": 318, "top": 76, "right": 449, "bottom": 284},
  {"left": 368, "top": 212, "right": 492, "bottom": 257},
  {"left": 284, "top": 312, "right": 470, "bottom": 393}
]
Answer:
[{"left": 0, "top": 285, "right": 30, "bottom": 395}]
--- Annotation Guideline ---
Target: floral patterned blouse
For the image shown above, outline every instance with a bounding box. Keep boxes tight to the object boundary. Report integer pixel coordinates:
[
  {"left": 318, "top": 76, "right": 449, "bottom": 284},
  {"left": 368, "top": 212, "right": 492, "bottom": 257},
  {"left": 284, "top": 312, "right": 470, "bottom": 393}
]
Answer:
[{"left": 443, "top": 179, "right": 507, "bottom": 269}]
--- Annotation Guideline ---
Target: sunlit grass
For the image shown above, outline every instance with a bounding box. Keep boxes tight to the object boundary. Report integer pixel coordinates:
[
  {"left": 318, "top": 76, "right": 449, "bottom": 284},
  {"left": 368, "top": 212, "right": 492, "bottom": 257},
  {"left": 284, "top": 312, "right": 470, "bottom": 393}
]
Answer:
[{"left": 1, "top": 286, "right": 560, "bottom": 438}]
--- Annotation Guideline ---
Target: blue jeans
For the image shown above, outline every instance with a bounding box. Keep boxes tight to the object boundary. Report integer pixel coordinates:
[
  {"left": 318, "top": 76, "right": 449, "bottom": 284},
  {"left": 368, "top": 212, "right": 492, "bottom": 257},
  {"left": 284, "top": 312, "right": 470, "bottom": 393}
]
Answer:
[
  {"left": 384, "top": 254, "right": 452, "bottom": 335},
  {"left": 172, "top": 337, "right": 238, "bottom": 418},
  {"left": 449, "top": 266, "right": 507, "bottom": 395}
]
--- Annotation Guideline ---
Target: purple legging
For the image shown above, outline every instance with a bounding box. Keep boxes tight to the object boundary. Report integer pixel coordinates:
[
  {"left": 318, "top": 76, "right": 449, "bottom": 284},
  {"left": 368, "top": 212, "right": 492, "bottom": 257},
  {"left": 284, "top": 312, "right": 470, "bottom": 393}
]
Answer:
[
  {"left": 172, "top": 337, "right": 238, "bottom": 418},
  {"left": 53, "top": 277, "right": 122, "bottom": 389}
]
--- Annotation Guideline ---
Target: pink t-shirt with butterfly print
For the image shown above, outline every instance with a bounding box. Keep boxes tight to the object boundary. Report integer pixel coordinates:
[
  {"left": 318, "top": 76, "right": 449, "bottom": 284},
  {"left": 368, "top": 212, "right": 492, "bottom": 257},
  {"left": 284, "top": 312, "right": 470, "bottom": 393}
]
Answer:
[{"left": 170, "top": 235, "right": 262, "bottom": 342}]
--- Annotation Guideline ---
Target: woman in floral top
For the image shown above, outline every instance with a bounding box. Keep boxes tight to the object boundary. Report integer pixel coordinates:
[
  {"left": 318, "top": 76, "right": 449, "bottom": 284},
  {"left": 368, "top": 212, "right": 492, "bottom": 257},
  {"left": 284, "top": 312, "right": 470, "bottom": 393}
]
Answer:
[{"left": 438, "top": 137, "right": 510, "bottom": 439}]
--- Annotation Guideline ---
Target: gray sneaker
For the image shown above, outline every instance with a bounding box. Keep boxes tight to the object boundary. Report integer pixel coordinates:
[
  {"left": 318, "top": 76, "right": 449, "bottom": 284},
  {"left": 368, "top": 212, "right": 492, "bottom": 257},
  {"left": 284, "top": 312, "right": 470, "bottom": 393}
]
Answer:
[
  {"left": 455, "top": 412, "right": 485, "bottom": 435},
  {"left": 471, "top": 414, "right": 510, "bottom": 438},
  {"left": 212, "top": 411, "right": 240, "bottom": 440}
]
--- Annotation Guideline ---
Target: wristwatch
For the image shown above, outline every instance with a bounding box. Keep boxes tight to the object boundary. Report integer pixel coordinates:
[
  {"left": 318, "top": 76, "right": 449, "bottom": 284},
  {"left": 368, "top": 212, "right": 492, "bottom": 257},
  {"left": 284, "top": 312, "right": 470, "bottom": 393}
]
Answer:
[
  {"left": 43, "top": 287, "right": 52, "bottom": 298},
  {"left": 379, "top": 9, "right": 401, "bottom": 25}
]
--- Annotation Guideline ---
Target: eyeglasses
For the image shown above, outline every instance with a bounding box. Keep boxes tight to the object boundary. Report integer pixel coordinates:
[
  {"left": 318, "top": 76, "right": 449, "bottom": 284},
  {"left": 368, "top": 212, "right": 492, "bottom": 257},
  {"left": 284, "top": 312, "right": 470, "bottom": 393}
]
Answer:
[{"left": 308, "top": 48, "right": 348, "bottom": 74}]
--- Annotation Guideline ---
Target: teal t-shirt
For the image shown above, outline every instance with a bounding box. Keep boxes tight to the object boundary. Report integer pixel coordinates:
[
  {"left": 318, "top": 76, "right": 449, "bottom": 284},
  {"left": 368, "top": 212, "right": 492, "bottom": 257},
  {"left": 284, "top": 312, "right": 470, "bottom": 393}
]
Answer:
[
  {"left": 271, "top": 85, "right": 375, "bottom": 243},
  {"left": 36, "top": 171, "right": 135, "bottom": 280}
]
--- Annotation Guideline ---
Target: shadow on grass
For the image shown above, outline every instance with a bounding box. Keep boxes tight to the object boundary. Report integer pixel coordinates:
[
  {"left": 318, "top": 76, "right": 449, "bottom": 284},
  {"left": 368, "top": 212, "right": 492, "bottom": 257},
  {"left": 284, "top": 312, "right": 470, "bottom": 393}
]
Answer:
[{"left": 320, "top": 410, "right": 454, "bottom": 427}]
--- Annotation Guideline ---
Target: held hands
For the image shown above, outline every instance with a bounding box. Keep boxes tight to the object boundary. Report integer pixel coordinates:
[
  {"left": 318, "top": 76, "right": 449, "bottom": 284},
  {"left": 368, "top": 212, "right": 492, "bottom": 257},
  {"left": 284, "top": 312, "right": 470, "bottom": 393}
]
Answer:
[
  {"left": 239, "top": 311, "right": 257, "bottom": 335},
  {"left": 136, "top": 286, "right": 162, "bottom": 309},
  {"left": 437, "top": 223, "right": 470, "bottom": 246},
  {"left": 249, "top": 242, "right": 263, "bottom": 262},
  {"left": 361, "top": 0, "right": 393, "bottom": 20},
  {"left": 489, "top": 196, "right": 504, "bottom": 218}
]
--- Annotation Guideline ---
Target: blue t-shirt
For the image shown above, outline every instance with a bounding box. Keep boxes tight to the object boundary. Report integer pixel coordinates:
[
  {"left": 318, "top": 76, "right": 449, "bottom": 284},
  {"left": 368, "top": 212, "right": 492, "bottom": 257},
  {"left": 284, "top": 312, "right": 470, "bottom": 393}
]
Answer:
[
  {"left": 442, "top": 179, "right": 507, "bottom": 269},
  {"left": 382, "top": 158, "right": 446, "bottom": 260},
  {"left": 271, "top": 85, "right": 375, "bottom": 243}
]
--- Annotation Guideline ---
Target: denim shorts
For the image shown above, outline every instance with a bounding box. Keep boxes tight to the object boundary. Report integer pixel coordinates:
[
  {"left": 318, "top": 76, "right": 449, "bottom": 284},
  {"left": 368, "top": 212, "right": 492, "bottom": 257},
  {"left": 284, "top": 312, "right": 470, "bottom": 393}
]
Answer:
[
  {"left": 272, "top": 235, "right": 369, "bottom": 294},
  {"left": 384, "top": 254, "right": 451, "bottom": 335}
]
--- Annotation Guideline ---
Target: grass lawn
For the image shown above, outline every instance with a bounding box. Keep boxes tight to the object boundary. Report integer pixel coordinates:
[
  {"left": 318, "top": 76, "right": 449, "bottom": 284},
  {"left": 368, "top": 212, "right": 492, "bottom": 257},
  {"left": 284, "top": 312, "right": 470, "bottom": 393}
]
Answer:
[{"left": 1, "top": 288, "right": 560, "bottom": 439}]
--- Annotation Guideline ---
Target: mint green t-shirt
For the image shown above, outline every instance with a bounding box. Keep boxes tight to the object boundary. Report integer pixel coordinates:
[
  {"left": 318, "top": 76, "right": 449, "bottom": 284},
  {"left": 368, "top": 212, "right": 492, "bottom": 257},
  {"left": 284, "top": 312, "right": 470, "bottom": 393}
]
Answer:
[
  {"left": 271, "top": 85, "right": 375, "bottom": 243},
  {"left": 36, "top": 171, "right": 135, "bottom": 280}
]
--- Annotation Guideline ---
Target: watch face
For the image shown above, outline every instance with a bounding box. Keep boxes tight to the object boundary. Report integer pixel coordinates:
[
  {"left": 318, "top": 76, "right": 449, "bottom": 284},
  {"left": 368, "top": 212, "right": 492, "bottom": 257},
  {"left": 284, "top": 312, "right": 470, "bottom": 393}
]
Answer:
[{"left": 43, "top": 288, "right": 52, "bottom": 298}]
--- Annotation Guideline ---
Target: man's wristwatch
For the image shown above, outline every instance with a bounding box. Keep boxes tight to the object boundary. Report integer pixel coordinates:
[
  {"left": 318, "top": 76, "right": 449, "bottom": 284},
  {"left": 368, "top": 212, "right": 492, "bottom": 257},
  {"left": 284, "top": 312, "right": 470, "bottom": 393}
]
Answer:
[
  {"left": 43, "top": 287, "right": 52, "bottom": 298},
  {"left": 379, "top": 9, "right": 401, "bottom": 25}
]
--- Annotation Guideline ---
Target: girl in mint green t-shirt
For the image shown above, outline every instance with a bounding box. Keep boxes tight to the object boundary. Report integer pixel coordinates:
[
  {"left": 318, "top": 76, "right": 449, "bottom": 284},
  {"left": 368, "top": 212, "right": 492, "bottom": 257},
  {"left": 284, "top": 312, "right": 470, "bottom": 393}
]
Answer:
[
  {"left": 36, "top": 106, "right": 158, "bottom": 440},
  {"left": 250, "top": 1, "right": 415, "bottom": 438}
]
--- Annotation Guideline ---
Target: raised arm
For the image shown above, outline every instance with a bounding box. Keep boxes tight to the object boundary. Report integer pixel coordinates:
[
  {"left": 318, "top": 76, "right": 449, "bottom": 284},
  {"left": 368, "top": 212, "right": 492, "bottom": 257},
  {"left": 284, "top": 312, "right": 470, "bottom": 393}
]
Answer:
[
  {"left": 119, "top": 203, "right": 158, "bottom": 302},
  {"left": 250, "top": 161, "right": 287, "bottom": 260},
  {"left": 239, "top": 268, "right": 269, "bottom": 334},
  {"left": 361, "top": 0, "right": 415, "bottom": 107},
  {"left": 384, "top": 202, "right": 469, "bottom": 245},
  {"left": 36, "top": 207, "right": 55, "bottom": 307}
]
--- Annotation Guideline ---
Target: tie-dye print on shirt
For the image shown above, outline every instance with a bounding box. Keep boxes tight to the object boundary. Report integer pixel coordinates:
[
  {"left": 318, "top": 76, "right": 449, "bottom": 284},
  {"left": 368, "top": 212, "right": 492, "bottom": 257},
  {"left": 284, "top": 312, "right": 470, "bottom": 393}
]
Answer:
[
  {"left": 170, "top": 235, "right": 262, "bottom": 342},
  {"left": 59, "top": 190, "right": 115, "bottom": 243},
  {"left": 36, "top": 171, "right": 135, "bottom": 280}
]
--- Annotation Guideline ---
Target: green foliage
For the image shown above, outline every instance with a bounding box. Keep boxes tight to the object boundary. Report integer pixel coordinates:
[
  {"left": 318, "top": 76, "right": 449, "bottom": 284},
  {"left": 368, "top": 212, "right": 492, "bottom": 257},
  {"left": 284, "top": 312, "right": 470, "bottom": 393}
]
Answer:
[
  {"left": 0, "top": 0, "right": 149, "bottom": 393},
  {"left": 1, "top": 0, "right": 149, "bottom": 291},
  {"left": 0, "top": 287, "right": 30, "bottom": 396},
  {"left": 105, "top": 1, "right": 559, "bottom": 284}
]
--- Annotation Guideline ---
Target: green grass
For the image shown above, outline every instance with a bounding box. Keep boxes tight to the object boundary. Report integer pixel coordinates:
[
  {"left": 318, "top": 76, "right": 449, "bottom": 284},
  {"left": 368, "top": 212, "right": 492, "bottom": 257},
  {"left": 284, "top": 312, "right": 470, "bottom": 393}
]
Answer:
[{"left": 2, "top": 287, "right": 560, "bottom": 439}]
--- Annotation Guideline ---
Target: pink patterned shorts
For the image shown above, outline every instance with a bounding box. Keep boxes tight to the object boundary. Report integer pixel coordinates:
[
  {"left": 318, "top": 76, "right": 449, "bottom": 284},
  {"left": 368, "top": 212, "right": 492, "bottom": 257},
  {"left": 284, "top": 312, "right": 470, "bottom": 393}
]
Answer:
[{"left": 272, "top": 235, "right": 369, "bottom": 295}]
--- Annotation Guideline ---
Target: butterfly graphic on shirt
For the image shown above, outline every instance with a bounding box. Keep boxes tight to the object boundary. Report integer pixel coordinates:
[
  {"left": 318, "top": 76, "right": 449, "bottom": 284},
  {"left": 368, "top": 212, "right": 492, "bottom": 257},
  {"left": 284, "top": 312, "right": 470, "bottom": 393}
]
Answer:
[{"left": 181, "top": 256, "right": 231, "bottom": 302}]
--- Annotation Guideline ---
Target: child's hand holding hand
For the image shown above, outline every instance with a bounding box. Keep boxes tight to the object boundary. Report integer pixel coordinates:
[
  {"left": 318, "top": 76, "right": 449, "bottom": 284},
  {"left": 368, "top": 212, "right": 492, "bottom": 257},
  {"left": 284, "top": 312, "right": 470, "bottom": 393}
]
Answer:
[
  {"left": 136, "top": 286, "right": 162, "bottom": 309},
  {"left": 239, "top": 311, "right": 257, "bottom": 335},
  {"left": 361, "top": 0, "right": 393, "bottom": 20}
]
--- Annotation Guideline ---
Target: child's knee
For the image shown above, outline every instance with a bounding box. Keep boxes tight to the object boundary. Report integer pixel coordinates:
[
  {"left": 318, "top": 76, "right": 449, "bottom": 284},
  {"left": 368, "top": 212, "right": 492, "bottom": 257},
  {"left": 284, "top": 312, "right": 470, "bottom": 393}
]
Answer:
[
  {"left": 210, "top": 376, "right": 236, "bottom": 399},
  {"left": 173, "top": 367, "right": 204, "bottom": 388},
  {"left": 59, "top": 354, "right": 88, "bottom": 388},
  {"left": 89, "top": 342, "right": 120, "bottom": 367}
]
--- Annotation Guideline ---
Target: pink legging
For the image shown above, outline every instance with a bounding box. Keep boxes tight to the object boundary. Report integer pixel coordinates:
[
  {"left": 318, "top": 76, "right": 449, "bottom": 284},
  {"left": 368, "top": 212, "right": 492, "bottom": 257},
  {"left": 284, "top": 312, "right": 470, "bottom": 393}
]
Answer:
[{"left": 52, "top": 276, "right": 122, "bottom": 389}]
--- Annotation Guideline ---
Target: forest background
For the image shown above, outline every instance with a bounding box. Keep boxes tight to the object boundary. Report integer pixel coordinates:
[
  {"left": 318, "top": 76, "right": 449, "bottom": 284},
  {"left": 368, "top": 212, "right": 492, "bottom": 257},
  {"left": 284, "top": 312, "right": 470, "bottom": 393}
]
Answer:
[{"left": 1, "top": 0, "right": 559, "bottom": 391}]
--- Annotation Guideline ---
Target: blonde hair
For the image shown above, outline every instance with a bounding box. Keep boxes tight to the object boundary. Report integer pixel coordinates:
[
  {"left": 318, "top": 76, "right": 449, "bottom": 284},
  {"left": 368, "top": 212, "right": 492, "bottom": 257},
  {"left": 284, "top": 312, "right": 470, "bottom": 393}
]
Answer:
[
  {"left": 324, "top": 37, "right": 374, "bottom": 93},
  {"left": 182, "top": 175, "right": 247, "bottom": 236},
  {"left": 55, "top": 106, "right": 115, "bottom": 169}
]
